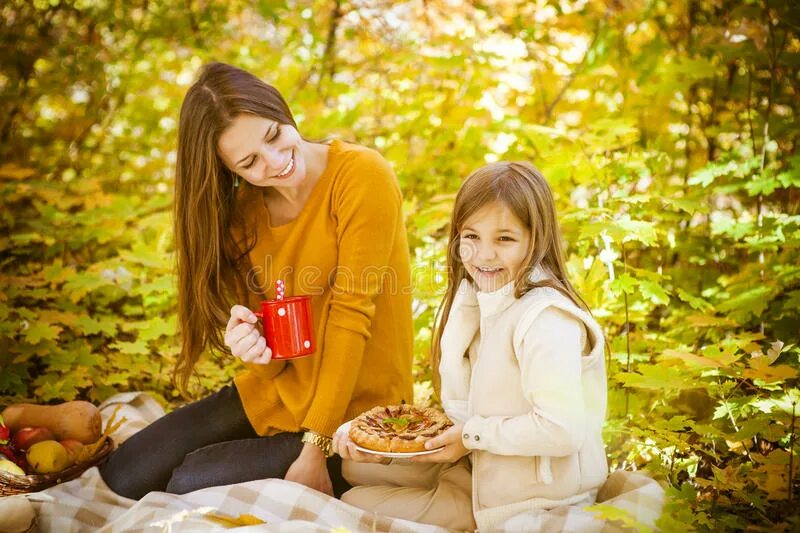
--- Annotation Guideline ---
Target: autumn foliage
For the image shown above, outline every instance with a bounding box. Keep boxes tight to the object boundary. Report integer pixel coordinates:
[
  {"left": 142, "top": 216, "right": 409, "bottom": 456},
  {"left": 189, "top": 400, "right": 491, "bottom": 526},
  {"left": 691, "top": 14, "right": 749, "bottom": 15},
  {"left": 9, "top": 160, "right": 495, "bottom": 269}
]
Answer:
[{"left": 1, "top": 0, "right": 798, "bottom": 529}]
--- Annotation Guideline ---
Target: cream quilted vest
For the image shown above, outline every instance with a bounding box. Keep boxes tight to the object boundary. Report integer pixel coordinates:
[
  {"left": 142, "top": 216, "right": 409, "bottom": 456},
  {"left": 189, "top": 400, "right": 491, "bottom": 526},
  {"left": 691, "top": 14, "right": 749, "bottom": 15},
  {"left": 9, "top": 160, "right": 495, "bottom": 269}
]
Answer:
[{"left": 439, "top": 269, "right": 608, "bottom": 530}]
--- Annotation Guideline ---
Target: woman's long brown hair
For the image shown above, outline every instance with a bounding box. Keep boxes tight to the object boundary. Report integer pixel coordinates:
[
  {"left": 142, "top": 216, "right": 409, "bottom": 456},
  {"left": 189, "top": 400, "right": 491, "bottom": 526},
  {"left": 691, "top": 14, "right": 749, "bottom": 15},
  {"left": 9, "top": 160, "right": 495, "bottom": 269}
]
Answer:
[
  {"left": 430, "top": 162, "right": 590, "bottom": 394},
  {"left": 173, "top": 62, "right": 298, "bottom": 393}
]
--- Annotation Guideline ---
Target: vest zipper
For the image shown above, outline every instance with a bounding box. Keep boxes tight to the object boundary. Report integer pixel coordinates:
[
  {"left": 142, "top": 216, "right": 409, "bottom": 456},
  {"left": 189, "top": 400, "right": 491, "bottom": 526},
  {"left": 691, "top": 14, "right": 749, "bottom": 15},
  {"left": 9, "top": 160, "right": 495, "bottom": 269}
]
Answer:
[
  {"left": 469, "top": 315, "right": 488, "bottom": 508},
  {"left": 467, "top": 316, "right": 488, "bottom": 416}
]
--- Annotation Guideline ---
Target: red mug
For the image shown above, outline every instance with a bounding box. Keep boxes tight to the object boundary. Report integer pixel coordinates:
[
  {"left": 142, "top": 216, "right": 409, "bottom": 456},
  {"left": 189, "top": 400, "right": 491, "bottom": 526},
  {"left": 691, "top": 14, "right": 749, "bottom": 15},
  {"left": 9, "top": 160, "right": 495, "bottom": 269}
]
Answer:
[{"left": 252, "top": 296, "right": 316, "bottom": 360}]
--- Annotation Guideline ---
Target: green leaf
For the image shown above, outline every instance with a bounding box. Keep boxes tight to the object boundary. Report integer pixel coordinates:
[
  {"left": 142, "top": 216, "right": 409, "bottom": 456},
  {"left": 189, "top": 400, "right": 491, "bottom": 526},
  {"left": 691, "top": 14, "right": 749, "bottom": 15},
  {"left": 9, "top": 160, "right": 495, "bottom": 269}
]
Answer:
[
  {"left": 109, "top": 339, "right": 151, "bottom": 356},
  {"left": 776, "top": 169, "right": 800, "bottom": 188},
  {"left": 136, "top": 275, "right": 175, "bottom": 296},
  {"left": 610, "top": 273, "right": 637, "bottom": 295},
  {"left": 34, "top": 369, "right": 91, "bottom": 401},
  {"left": 580, "top": 215, "right": 658, "bottom": 247},
  {"left": 381, "top": 416, "right": 421, "bottom": 427},
  {"left": 676, "top": 289, "right": 713, "bottom": 311},
  {"left": 73, "top": 315, "right": 119, "bottom": 337},
  {"left": 745, "top": 175, "right": 780, "bottom": 196},
  {"left": 118, "top": 243, "right": 171, "bottom": 269},
  {"left": 617, "top": 364, "right": 697, "bottom": 391},
  {"left": 63, "top": 272, "right": 114, "bottom": 303},
  {"left": 662, "top": 197, "right": 707, "bottom": 214},
  {"left": 716, "top": 285, "right": 772, "bottom": 320},
  {"left": 0, "top": 363, "right": 29, "bottom": 394},
  {"left": 688, "top": 157, "right": 759, "bottom": 188},
  {"left": 784, "top": 290, "right": 800, "bottom": 311},
  {"left": 586, "top": 503, "right": 654, "bottom": 533},
  {"left": 639, "top": 280, "right": 670, "bottom": 305},
  {"left": 24, "top": 322, "right": 62, "bottom": 344}
]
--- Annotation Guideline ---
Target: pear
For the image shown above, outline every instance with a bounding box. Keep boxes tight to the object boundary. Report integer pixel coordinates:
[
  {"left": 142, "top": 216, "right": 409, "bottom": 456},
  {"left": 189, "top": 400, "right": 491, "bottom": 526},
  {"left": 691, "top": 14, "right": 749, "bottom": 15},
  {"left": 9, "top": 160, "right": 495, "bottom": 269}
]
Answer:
[{"left": 26, "top": 440, "right": 71, "bottom": 474}]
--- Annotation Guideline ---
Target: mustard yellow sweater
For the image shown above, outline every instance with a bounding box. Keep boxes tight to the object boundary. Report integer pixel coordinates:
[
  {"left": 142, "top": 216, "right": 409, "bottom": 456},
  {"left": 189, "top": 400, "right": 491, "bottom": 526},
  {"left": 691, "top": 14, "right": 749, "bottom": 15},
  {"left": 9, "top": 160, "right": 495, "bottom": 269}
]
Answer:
[{"left": 233, "top": 140, "right": 414, "bottom": 437}]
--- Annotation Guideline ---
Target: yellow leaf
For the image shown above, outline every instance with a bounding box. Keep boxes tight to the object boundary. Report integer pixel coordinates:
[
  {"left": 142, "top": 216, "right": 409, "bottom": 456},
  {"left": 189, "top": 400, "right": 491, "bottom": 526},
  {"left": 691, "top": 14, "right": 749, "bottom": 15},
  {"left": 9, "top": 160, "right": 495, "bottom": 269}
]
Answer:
[
  {"left": 38, "top": 310, "right": 80, "bottom": 327},
  {"left": 743, "top": 357, "right": 799, "bottom": 383},
  {"left": 661, "top": 349, "right": 724, "bottom": 368},
  {"left": 751, "top": 449, "right": 791, "bottom": 466},
  {"left": 751, "top": 464, "right": 789, "bottom": 499},
  {"left": 203, "top": 512, "right": 266, "bottom": 527},
  {"left": 0, "top": 164, "right": 36, "bottom": 180},
  {"left": 83, "top": 192, "right": 115, "bottom": 209},
  {"left": 686, "top": 314, "right": 738, "bottom": 328}
]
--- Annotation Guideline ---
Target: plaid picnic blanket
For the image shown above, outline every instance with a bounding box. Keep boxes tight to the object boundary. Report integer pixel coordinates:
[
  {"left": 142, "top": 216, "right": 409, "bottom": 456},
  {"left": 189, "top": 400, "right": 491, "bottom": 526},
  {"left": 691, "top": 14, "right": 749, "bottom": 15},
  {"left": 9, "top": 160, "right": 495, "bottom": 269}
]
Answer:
[
  {"left": 26, "top": 471, "right": 449, "bottom": 533},
  {"left": 0, "top": 393, "right": 664, "bottom": 532}
]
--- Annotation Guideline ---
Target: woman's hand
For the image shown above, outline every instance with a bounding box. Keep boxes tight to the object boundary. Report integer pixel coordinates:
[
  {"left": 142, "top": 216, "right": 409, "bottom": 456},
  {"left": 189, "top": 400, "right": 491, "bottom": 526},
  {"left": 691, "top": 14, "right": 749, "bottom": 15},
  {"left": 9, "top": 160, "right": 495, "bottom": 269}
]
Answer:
[
  {"left": 224, "top": 305, "right": 272, "bottom": 364},
  {"left": 410, "top": 423, "right": 469, "bottom": 464},
  {"left": 333, "top": 423, "right": 390, "bottom": 464},
  {"left": 284, "top": 443, "right": 334, "bottom": 496}
]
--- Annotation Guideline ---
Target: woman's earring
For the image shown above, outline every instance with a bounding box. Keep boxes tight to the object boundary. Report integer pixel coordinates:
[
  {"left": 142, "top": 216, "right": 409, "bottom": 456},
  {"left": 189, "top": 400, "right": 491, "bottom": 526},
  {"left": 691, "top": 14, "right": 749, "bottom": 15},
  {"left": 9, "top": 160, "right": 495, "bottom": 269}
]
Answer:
[{"left": 233, "top": 175, "right": 240, "bottom": 188}]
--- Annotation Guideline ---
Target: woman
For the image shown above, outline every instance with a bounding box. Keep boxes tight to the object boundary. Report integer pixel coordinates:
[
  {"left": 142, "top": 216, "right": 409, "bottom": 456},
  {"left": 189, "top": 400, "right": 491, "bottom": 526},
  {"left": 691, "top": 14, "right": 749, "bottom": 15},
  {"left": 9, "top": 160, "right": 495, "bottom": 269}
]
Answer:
[{"left": 99, "top": 62, "right": 414, "bottom": 499}]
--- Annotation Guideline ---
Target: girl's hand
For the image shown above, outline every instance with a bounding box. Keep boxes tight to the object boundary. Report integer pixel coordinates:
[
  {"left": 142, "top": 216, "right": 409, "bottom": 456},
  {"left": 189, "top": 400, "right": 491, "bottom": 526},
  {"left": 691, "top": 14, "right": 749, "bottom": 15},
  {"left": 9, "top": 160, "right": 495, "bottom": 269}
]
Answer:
[
  {"left": 224, "top": 305, "right": 273, "bottom": 364},
  {"left": 284, "top": 443, "right": 333, "bottom": 496},
  {"left": 410, "top": 423, "right": 469, "bottom": 464},
  {"left": 333, "top": 423, "right": 390, "bottom": 464}
]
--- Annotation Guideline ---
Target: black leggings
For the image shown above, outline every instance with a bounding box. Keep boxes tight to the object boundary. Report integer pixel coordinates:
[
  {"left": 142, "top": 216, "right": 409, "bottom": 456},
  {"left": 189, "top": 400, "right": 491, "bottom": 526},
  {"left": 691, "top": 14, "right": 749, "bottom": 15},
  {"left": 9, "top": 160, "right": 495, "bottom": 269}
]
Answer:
[{"left": 99, "top": 385, "right": 349, "bottom": 500}]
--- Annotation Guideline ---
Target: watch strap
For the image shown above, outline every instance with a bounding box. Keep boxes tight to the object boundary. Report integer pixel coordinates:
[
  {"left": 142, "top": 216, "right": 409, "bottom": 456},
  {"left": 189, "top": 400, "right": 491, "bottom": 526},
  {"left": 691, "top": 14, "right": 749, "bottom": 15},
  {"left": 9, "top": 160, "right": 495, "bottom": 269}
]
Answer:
[{"left": 301, "top": 430, "right": 334, "bottom": 458}]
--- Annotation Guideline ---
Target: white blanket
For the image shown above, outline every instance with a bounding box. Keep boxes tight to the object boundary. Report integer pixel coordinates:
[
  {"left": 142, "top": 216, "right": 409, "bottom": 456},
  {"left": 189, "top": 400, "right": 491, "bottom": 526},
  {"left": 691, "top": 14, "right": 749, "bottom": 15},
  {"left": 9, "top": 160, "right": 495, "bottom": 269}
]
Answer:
[{"left": 0, "top": 393, "right": 664, "bottom": 532}]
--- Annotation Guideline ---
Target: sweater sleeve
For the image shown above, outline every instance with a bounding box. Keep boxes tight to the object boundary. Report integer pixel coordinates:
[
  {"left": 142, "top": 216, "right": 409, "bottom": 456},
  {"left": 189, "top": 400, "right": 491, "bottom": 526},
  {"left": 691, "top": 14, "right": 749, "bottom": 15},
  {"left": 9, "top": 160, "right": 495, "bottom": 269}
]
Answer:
[
  {"left": 462, "top": 306, "right": 587, "bottom": 457},
  {"left": 301, "top": 150, "right": 403, "bottom": 437}
]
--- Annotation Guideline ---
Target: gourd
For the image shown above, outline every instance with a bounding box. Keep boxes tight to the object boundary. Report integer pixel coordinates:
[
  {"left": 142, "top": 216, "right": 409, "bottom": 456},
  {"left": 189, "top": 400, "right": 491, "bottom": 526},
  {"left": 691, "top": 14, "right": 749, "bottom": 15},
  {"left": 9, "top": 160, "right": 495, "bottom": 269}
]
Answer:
[{"left": 1, "top": 401, "right": 102, "bottom": 444}]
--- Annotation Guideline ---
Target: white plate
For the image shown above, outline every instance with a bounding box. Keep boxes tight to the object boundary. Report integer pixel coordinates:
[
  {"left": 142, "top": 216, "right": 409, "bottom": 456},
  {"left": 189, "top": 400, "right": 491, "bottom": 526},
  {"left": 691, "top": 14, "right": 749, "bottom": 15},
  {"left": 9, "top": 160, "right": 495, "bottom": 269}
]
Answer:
[
  {"left": 335, "top": 420, "right": 444, "bottom": 458},
  {"left": 353, "top": 444, "right": 444, "bottom": 458}
]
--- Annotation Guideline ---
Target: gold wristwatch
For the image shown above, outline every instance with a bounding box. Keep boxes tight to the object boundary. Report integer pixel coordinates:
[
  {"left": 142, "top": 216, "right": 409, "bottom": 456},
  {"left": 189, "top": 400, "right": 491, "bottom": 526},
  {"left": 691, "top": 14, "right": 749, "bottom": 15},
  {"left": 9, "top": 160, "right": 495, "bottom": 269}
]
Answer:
[{"left": 301, "top": 430, "right": 334, "bottom": 458}]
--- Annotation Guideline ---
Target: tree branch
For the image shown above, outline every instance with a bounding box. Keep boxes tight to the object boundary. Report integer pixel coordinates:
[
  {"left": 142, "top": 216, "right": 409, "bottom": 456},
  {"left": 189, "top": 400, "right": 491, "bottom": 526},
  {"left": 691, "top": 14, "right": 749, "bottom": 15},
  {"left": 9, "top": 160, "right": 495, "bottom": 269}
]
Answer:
[
  {"left": 543, "top": 25, "right": 602, "bottom": 124},
  {"left": 319, "top": 0, "right": 343, "bottom": 88}
]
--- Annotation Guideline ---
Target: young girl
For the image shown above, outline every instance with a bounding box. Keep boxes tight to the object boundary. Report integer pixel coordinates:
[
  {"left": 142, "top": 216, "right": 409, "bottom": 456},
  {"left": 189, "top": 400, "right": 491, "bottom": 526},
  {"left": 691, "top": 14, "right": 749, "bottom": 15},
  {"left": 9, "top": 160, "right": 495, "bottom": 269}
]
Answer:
[{"left": 334, "top": 161, "right": 608, "bottom": 531}]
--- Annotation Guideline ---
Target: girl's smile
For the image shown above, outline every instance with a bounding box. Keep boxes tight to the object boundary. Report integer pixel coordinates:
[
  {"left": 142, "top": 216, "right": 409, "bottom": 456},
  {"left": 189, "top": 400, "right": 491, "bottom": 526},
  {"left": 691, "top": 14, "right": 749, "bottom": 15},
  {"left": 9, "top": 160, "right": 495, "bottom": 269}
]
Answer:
[
  {"left": 471, "top": 266, "right": 505, "bottom": 286},
  {"left": 458, "top": 201, "right": 531, "bottom": 292}
]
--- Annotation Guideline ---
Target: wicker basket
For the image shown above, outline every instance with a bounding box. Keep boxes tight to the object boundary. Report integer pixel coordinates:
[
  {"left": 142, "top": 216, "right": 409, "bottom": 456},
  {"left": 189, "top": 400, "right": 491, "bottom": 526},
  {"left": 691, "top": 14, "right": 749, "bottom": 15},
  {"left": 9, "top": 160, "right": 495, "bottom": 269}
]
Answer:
[{"left": 0, "top": 438, "right": 114, "bottom": 496}]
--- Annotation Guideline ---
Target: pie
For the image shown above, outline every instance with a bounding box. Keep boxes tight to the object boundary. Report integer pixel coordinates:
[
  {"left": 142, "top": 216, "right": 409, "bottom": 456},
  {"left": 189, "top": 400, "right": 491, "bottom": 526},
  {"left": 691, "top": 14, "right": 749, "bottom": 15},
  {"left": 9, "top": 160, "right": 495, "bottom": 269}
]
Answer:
[{"left": 349, "top": 404, "right": 453, "bottom": 453}]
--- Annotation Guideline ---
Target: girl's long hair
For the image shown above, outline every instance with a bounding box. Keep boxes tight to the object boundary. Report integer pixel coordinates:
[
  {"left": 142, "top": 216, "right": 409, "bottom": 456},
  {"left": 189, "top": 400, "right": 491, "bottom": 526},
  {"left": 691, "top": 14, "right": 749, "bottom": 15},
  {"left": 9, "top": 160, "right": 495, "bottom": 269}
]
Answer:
[
  {"left": 430, "top": 162, "right": 590, "bottom": 394},
  {"left": 173, "top": 62, "right": 297, "bottom": 393}
]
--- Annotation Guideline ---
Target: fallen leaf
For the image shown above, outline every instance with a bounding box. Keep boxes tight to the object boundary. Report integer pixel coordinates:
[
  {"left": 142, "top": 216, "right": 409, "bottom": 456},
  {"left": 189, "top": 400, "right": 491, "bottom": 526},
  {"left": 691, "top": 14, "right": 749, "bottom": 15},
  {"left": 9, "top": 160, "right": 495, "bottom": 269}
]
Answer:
[{"left": 203, "top": 512, "right": 266, "bottom": 527}]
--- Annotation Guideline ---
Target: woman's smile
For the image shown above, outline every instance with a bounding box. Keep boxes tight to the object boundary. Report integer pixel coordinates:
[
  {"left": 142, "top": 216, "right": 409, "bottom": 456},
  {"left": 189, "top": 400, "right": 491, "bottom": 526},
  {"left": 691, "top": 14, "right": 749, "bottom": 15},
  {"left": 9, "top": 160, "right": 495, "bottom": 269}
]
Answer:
[
  {"left": 270, "top": 150, "right": 295, "bottom": 179},
  {"left": 217, "top": 114, "right": 307, "bottom": 188}
]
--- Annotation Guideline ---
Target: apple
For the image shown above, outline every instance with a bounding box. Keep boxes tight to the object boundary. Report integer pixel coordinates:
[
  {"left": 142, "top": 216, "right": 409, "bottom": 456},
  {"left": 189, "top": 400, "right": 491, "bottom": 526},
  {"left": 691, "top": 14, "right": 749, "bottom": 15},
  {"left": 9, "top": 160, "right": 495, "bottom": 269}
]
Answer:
[
  {"left": 0, "top": 415, "right": 9, "bottom": 443},
  {"left": 12, "top": 426, "right": 56, "bottom": 451},
  {"left": 59, "top": 439, "right": 85, "bottom": 463}
]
